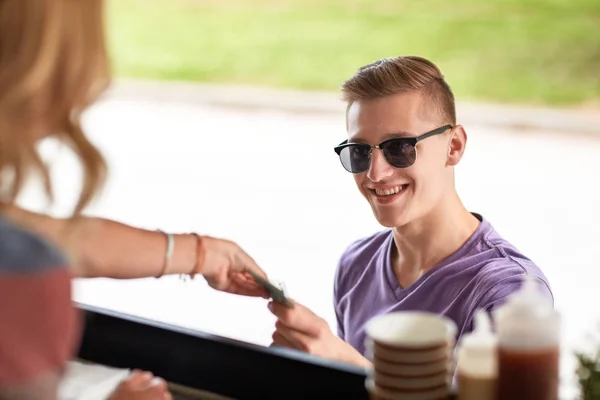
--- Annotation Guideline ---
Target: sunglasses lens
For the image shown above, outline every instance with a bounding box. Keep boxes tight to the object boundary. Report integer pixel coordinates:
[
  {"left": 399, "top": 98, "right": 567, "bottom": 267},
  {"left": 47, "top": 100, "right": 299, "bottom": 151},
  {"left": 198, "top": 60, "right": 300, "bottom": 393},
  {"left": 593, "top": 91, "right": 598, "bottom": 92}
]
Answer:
[
  {"left": 339, "top": 145, "right": 370, "bottom": 173},
  {"left": 382, "top": 140, "right": 416, "bottom": 168}
]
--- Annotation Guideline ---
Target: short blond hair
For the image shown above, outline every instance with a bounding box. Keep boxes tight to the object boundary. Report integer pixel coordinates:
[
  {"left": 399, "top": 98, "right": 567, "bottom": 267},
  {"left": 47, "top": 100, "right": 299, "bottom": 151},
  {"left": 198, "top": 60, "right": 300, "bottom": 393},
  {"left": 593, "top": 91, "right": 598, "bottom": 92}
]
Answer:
[
  {"left": 342, "top": 56, "right": 456, "bottom": 125},
  {"left": 0, "top": 0, "right": 110, "bottom": 215}
]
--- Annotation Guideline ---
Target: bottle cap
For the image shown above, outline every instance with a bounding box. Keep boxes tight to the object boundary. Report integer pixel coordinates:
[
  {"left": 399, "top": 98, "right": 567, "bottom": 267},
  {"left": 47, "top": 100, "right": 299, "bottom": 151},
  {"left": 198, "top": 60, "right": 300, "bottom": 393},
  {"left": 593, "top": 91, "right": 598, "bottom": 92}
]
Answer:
[
  {"left": 493, "top": 273, "right": 559, "bottom": 348},
  {"left": 461, "top": 310, "right": 497, "bottom": 351},
  {"left": 503, "top": 273, "right": 553, "bottom": 316},
  {"left": 457, "top": 310, "right": 497, "bottom": 376}
]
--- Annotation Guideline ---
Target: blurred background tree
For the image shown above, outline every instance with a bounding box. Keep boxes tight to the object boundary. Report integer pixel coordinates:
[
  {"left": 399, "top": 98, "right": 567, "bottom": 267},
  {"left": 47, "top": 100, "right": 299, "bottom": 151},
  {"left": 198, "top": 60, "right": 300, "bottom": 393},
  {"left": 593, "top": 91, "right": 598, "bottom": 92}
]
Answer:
[
  {"left": 108, "top": 0, "right": 599, "bottom": 107},
  {"left": 577, "top": 349, "right": 600, "bottom": 400},
  {"left": 576, "top": 323, "right": 600, "bottom": 399}
]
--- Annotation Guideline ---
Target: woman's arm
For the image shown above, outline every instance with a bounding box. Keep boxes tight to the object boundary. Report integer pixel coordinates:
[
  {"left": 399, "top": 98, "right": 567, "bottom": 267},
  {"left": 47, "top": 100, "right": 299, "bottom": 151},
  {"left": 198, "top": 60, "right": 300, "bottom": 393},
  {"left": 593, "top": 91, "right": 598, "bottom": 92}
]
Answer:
[
  {"left": 2, "top": 204, "right": 269, "bottom": 297},
  {"left": 67, "top": 217, "right": 200, "bottom": 279},
  {"left": 1, "top": 204, "right": 196, "bottom": 279}
]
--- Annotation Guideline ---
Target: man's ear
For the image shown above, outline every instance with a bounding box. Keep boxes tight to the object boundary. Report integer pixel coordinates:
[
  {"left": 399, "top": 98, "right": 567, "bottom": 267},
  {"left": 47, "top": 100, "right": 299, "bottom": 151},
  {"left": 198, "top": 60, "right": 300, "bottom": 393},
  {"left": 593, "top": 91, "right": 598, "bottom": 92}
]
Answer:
[{"left": 447, "top": 125, "right": 467, "bottom": 166}]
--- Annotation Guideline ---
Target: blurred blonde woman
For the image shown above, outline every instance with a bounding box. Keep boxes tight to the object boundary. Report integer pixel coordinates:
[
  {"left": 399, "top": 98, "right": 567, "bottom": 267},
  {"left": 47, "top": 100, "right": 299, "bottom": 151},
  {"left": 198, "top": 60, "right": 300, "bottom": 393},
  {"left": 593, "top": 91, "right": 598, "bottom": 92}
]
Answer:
[{"left": 0, "top": 1, "right": 266, "bottom": 399}]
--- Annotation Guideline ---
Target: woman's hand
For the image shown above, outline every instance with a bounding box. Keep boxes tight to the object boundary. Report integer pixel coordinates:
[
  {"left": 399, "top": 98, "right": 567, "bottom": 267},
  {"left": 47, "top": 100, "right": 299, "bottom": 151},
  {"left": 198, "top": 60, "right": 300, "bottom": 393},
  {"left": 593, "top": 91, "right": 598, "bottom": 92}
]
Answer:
[
  {"left": 108, "top": 370, "right": 171, "bottom": 400},
  {"left": 198, "top": 236, "right": 269, "bottom": 298}
]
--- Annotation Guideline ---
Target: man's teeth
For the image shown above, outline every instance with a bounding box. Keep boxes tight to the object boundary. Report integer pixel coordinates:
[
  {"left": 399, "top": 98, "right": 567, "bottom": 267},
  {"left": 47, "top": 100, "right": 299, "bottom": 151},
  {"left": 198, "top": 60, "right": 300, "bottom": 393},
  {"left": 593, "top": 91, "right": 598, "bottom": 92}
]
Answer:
[{"left": 375, "top": 186, "right": 403, "bottom": 196}]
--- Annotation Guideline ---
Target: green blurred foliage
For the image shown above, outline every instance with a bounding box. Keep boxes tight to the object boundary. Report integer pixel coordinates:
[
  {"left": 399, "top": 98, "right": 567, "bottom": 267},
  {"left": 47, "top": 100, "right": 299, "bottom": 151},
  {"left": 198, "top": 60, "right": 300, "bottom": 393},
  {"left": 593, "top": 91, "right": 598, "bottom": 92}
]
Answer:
[{"left": 108, "top": 0, "right": 600, "bottom": 106}]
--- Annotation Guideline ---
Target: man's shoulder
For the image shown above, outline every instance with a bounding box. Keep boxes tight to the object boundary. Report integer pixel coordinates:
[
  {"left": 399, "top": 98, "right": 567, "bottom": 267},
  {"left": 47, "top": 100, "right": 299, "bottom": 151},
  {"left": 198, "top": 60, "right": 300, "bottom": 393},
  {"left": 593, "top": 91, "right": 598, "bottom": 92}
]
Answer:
[
  {"left": 0, "top": 216, "right": 67, "bottom": 275},
  {"left": 469, "top": 255, "right": 553, "bottom": 307},
  {"left": 438, "top": 216, "right": 553, "bottom": 306},
  {"left": 469, "top": 215, "right": 549, "bottom": 283},
  {"left": 478, "top": 222, "right": 549, "bottom": 286},
  {"left": 333, "top": 230, "right": 392, "bottom": 304},
  {"left": 334, "top": 229, "right": 391, "bottom": 285},
  {"left": 339, "top": 230, "right": 391, "bottom": 267}
]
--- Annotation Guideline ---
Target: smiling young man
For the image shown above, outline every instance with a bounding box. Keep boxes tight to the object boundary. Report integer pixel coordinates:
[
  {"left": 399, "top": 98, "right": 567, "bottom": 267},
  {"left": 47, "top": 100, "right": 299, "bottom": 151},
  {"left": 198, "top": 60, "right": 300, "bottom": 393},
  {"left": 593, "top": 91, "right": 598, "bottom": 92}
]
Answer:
[{"left": 268, "top": 56, "right": 553, "bottom": 367}]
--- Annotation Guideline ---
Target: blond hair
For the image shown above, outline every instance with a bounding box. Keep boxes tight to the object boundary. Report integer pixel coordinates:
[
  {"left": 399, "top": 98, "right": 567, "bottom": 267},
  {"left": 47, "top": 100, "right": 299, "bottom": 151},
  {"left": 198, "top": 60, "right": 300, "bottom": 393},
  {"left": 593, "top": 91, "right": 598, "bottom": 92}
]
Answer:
[
  {"left": 0, "top": 0, "right": 109, "bottom": 215},
  {"left": 341, "top": 56, "right": 456, "bottom": 125}
]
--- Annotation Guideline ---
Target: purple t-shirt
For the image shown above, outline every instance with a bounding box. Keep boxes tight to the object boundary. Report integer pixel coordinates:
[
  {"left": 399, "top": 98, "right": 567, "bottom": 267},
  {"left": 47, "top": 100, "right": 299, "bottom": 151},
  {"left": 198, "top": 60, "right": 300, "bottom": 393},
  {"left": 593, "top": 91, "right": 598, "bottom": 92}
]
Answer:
[{"left": 334, "top": 214, "right": 553, "bottom": 355}]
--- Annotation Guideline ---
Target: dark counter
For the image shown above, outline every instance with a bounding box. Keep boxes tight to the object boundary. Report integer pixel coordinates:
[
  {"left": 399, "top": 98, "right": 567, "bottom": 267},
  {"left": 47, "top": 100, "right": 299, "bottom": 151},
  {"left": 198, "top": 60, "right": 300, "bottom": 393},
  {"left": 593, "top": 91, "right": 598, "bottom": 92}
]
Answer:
[{"left": 76, "top": 303, "right": 369, "bottom": 400}]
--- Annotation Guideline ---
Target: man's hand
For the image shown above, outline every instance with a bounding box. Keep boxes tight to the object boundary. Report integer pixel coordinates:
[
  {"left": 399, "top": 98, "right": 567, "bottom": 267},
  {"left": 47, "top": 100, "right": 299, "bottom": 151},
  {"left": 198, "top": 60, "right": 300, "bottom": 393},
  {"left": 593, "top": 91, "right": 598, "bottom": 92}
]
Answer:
[
  {"left": 268, "top": 300, "right": 371, "bottom": 368},
  {"left": 199, "top": 236, "right": 269, "bottom": 298}
]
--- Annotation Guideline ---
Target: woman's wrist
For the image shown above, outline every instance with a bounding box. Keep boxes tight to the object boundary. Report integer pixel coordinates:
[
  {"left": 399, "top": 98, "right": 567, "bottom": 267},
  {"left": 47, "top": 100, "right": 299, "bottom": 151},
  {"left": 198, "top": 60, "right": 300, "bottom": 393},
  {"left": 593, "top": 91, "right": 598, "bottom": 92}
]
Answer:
[
  {"left": 190, "top": 233, "right": 207, "bottom": 277},
  {"left": 165, "top": 233, "right": 197, "bottom": 277},
  {"left": 154, "top": 232, "right": 209, "bottom": 280}
]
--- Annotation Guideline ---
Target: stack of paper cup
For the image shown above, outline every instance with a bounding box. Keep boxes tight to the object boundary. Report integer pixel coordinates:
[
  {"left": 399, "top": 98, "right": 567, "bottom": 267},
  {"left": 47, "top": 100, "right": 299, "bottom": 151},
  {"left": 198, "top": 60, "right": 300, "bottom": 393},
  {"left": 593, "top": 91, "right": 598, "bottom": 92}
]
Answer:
[{"left": 364, "top": 312, "right": 457, "bottom": 400}]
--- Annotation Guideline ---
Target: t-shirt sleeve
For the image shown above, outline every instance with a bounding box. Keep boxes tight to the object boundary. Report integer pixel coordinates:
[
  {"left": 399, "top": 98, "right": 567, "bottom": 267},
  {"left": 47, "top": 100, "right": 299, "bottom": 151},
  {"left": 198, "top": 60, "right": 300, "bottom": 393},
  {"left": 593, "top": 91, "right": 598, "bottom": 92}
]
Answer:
[
  {"left": 334, "top": 244, "right": 359, "bottom": 341},
  {"left": 466, "top": 272, "right": 554, "bottom": 336},
  {"left": 459, "top": 266, "right": 553, "bottom": 335},
  {"left": 0, "top": 218, "right": 78, "bottom": 391},
  {"left": 0, "top": 267, "right": 77, "bottom": 389},
  {"left": 479, "top": 273, "right": 554, "bottom": 313},
  {"left": 333, "top": 260, "right": 345, "bottom": 340}
]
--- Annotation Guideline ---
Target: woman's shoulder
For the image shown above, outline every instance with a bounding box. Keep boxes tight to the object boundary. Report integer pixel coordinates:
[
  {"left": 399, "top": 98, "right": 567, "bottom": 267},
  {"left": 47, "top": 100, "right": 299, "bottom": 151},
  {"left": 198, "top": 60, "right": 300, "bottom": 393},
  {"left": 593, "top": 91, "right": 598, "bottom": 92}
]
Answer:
[{"left": 0, "top": 215, "right": 67, "bottom": 275}]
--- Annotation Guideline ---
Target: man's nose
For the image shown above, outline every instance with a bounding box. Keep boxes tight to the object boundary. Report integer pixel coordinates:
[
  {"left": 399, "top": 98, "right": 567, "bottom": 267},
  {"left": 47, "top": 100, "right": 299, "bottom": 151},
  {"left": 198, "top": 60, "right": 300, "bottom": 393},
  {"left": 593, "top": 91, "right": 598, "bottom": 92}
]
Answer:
[{"left": 366, "top": 148, "right": 394, "bottom": 182}]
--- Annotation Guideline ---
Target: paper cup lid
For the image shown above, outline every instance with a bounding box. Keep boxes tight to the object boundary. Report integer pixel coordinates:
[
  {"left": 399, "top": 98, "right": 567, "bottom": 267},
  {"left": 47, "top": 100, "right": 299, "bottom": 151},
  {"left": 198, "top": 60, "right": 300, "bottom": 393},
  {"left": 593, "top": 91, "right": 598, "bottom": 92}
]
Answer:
[{"left": 366, "top": 312, "right": 457, "bottom": 348}]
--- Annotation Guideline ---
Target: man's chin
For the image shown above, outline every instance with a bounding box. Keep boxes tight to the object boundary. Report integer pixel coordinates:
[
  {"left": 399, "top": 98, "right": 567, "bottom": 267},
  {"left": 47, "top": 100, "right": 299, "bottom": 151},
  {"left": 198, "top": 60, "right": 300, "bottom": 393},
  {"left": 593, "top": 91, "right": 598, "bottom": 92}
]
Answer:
[
  {"left": 372, "top": 210, "right": 410, "bottom": 229},
  {"left": 367, "top": 193, "right": 413, "bottom": 228}
]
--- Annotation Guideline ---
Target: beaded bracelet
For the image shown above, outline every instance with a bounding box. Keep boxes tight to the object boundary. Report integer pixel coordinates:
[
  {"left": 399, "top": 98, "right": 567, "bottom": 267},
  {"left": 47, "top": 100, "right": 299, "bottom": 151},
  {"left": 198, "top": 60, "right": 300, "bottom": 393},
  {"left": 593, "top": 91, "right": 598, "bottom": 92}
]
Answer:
[{"left": 181, "top": 233, "right": 206, "bottom": 281}]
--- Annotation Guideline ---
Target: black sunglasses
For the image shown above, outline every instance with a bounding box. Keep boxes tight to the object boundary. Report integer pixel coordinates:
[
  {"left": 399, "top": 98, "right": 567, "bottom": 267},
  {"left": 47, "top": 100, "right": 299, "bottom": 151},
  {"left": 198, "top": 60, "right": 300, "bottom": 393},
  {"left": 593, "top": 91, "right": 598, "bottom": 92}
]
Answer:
[{"left": 333, "top": 125, "right": 453, "bottom": 174}]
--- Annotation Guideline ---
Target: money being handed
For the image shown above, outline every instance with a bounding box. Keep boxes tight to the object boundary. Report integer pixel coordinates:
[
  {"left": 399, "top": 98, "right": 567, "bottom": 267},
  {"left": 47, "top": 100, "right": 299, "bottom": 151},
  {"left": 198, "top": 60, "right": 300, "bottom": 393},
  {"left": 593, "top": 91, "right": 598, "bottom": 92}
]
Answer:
[{"left": 248, "top": 270, "right": 294, "bottom": 308}]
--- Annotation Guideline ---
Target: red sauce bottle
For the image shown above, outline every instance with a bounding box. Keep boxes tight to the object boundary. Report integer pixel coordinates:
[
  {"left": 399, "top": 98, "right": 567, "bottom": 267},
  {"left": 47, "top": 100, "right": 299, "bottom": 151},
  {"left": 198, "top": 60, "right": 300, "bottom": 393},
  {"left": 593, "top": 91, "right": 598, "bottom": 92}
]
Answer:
[{"left": 493, "top": 274, "right": 560, "bottom": 400}]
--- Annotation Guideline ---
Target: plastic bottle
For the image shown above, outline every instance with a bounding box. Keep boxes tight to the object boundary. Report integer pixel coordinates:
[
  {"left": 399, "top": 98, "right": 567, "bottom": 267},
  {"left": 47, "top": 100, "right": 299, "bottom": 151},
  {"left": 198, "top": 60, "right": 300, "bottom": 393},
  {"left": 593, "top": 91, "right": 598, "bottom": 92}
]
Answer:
[
  {"left": 493, "top": 274, "right": 560, "bottom": 400},
  {"left": 456, "top": 310, "right": 498, "bottom": 400}
]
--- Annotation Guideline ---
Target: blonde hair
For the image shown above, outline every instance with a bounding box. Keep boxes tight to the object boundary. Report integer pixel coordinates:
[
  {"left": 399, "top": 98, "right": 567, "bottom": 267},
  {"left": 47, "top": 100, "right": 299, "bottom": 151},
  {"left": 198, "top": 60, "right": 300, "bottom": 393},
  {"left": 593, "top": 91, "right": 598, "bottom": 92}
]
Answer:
[
  {"left": 341, "top": 56, "right": 456, "bottom": 125},
  {"left": 0, "top": 0, "right": 109, "bottom": 215}
]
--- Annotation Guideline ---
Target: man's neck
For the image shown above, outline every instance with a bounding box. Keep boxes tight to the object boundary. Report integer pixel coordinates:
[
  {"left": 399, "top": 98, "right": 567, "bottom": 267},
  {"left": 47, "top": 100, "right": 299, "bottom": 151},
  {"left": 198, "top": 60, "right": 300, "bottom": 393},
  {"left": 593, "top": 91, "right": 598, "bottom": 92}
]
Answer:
[{"left": 390, "top": 193, "right": 480, "bottom": 288}]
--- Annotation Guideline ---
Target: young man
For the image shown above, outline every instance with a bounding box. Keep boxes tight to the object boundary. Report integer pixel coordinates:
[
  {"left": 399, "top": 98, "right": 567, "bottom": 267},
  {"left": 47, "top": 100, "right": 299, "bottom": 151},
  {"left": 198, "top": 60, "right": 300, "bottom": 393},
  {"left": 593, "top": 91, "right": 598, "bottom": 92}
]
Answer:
[{"left": 268, "top": 56, "right": 553, "bottom": 368}]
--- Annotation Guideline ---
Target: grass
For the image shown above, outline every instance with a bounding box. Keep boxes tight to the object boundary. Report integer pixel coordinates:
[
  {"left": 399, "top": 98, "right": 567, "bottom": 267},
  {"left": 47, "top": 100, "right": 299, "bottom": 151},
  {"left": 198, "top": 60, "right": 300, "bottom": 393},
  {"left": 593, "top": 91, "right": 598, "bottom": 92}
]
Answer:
[{"left": 107, "top": 0, "right": 600, "bottom": 107}]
